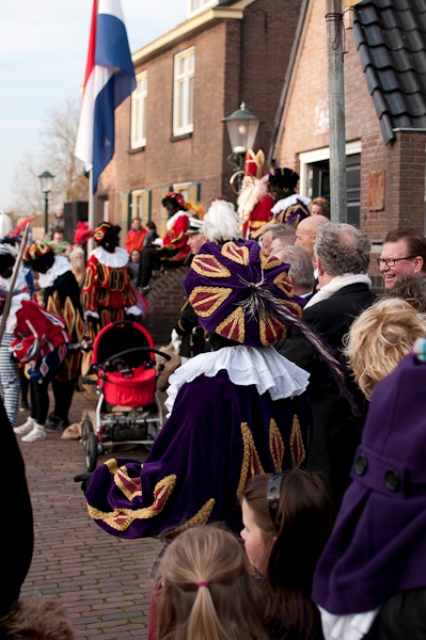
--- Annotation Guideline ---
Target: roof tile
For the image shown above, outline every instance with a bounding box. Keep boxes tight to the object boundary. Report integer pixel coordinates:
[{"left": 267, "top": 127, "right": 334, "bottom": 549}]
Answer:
[{"left": 354, "top": 0, "right": 426, "bottom": 143}]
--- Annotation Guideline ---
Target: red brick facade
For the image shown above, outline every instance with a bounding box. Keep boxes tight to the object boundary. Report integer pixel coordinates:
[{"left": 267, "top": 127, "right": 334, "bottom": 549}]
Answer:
[
  {"left": 276, "top": 0, "right": 426, "bottom": 247},
  {"left": 96, "top": 0, "right": 304, "bottom": 231}
]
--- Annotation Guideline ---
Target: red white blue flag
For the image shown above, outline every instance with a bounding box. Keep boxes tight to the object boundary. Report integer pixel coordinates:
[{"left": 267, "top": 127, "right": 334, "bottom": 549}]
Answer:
[{"left": 75, "top": 0, "right": 136, "bottom": 194}]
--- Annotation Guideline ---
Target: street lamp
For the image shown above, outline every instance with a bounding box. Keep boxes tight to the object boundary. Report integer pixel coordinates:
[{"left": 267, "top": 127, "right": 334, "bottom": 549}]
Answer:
[
  {"left": 222, "top": 102, "right": 260, "bottom": 193},
  {"left": 38, "top": 170, "right": 55, "bottom": 235}
]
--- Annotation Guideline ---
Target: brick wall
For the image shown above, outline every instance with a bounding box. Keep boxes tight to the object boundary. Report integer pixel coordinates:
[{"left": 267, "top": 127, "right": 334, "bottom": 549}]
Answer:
[
  {"left": 96, "top": 0, "right": 305, "bottom": 227},
  {"left": 144, "top": 266, "right": 190, "bottom": 345},
  {"left": 276, "top": 0, "right": 426, "bottom": 241}
]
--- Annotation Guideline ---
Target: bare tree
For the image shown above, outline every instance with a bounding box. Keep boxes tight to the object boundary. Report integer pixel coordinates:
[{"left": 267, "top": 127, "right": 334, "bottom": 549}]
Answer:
[{"left": 10, "top": 97, "right": 89, "bottom": 217}]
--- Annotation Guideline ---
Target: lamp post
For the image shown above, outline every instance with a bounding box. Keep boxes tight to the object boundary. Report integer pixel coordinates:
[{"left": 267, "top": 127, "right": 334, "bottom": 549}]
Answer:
[
  {"left": 37, "top": 170, "right": 55, "bottom": 236},
  {"left": 222, "top": 102, "right": 260, "bottom": 193}
]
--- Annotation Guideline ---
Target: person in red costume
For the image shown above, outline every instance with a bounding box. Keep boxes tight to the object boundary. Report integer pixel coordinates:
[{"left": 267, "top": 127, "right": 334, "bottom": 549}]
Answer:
[
  {"left": 82, "top": 222, "right": 142, "bottom": 341},
  {"left": 237, "top": 149, "right": 275, "bottom": 240},
  {"left": 137, "top": 192, "right": 191, "bottom": 292}
]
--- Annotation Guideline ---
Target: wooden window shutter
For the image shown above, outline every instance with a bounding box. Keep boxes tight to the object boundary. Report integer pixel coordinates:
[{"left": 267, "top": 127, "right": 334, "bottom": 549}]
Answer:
[
  {"left": 187, "top": 182, "right": 200, "bottom": 206},
  {"left": 141, "top": 190, "right": 152, "bottom": 224},
  {"left": 160, "top": 186, "right": 172, "bottom": 237},
  {"left": 120, "top": 192, "right": 131, "bottom": 247}
]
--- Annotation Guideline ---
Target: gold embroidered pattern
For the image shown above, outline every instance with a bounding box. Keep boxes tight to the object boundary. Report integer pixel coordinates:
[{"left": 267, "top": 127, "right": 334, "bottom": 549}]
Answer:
[
  {"left": 87, "top": 474, "right": 177, "bottom": 531},
  {"left": 188, "top": 286, "right": 232, "bottom": 318},
  {"left": 221, "top": 242, "right": 249, "bottom": 265},
  {"left": 215, "top": 307, "right": 245, "bottom": 343},
  {"left": 237, "top": 422, "right": 264, "bottom": 499},
  {"left": 167, "top": 499, "right": 216, "bottom": 537},
  {"left": 106, "top": 459, "right": 142, "bottom": 501},
  {"left": 260, "top": 251, "right": 282, "bottom": 270},
  {"left": 269, "top": 419, "right": 285, "bottom": 472},
  {"left": 290, "top": 415, "right": 306, "bottom": 467},
  {"left": 259, "top": 314, "right": 287, "bottom": 346},
  {"left": 191, "top": 254, "right": 232, "bottom": 278},
  {"left": 274, "top": 271, "right": 294, "bottom": 297}
]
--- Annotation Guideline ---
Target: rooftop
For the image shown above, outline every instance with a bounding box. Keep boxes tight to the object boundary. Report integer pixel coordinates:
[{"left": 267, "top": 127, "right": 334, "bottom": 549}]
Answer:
[{"left": 353, "top": 0, "right": 426, "bottom": 143}]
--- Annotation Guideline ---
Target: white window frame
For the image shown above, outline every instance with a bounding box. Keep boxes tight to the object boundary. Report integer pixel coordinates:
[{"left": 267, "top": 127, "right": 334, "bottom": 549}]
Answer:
[
  {"left": 173, "top": 47, "right": 195, "bottom": 137},
  {"left": 187, "top": 0, "right": 217, "bottom": 18},
  {"left": 131, "top": 189, "right": 150, "bottom": 224},
  {"left": 131, "top": 71, "right": 148, "bottom": 149},
  {"left": 298, "top": 141, "right": 362, "bottom": 197}
]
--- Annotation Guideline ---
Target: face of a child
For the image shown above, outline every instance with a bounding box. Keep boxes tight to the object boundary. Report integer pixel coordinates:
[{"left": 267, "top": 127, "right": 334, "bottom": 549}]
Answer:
[
  {"left": 240, "top": 499, "right": 272, "bottom": 575},
  {"left": 130, "top": 250, "right": 140, "bottom": 263}
]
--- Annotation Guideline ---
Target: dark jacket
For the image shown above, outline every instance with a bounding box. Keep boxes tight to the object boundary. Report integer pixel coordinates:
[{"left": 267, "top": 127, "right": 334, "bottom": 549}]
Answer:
[
  {"left": 365, "top": 590, "right": 426, "bottom": 640},
  {"left": 277, "top": 282, "right": 377, "bottom": 506}
]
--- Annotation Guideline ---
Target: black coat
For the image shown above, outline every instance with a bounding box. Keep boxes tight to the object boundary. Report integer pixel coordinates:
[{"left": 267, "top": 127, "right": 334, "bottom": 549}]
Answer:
[
  {"left": 277, "top": 283, "right": 377, "bottom": 506},
  {"left": 365, "top": 590, "right": 426, "bottom": 640}
]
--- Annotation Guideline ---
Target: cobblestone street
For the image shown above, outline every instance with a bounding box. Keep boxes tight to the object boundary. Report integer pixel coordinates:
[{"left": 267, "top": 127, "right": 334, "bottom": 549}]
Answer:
[{"left": 17, "top": 386, "right": 163, "bottom": 640}]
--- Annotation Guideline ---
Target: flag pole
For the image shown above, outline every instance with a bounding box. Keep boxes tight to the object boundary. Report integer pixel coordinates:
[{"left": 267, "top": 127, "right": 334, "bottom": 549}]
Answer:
[{"left": 88, "top": 169, "right": 95, "bottom": 254}]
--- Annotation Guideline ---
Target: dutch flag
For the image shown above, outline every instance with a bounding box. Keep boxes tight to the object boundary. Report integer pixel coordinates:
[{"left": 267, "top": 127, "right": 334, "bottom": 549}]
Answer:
[{"left": 75, "top": 0, "right": 136, "bottom": 194}]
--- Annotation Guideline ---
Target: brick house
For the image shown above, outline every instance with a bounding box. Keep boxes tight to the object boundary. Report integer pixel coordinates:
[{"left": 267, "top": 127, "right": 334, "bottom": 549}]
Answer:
[
  {"left": 271, "top": 0, "right": 426, "bottom": 287},
  {"left": 95, "top": 0, "right": 306, "bottom": 238}
]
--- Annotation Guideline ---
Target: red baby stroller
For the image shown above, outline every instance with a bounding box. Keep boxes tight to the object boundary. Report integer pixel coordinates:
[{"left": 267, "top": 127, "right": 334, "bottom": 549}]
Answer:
[{"left": 81, "top": 320, "right": 170, "bottom": 471}]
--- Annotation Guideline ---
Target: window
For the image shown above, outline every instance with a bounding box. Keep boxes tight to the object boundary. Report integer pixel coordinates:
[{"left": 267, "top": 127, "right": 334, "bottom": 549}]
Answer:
[
  {"left": 188, "top": 0, "right": 217, "bottom": 18},
  {"left": 131, "top": 189, "right": 152, "bottom": 225},
  {"left": 173, "top": 48, "right": 195, "bottom": 136},
  {"left": 131, "top": 72, "right": 148, "bottom": 149},
  {"left": 299, "top": 141, "right": 362, "bottom": 226}
]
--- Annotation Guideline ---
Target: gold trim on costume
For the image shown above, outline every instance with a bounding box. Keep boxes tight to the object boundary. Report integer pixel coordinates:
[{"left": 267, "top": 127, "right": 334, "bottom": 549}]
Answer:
[
  {"left": 273, "top": 271, "right": 294, "bottom": 297},
  {"left": 215, "top": 307, "right": 245, "bottom": 343},
  {"left": 167, "top": 499, "right": 216, "bottom": 537},
  {"left": 221, "top": 242, "right": 249, "bottom": 265},
  {"left": 260, "top": 251, "right": 282, "bottom": 270},
  {"left": 237, "top": 422, "right": 264, "bottom": 499},
  {"left": 269, "top": 419, "right": 285, "bottom": 472},
  {"left": 188, "top": 286, "right": 232, "bottom": 318},
  {"left": 87, "top": 474, "right": 177, "bottom": 531},
  {"left": 191, "top": 254, "right": 232, "bottom": 278},
  {"left": 106, "top": 459, "right": 143, "bottom": 501},
  {"left": 259, "top": 314, "right": 287, "bottom": 346},
  {"left": 290, "top": 415, "right": 306, "bottom": 467}
]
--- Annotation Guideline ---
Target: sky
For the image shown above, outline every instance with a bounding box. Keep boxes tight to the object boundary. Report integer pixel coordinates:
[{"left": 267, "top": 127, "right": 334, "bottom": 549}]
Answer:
[{"left": 0, "top": 0, "right": 187, "bottom": 212}]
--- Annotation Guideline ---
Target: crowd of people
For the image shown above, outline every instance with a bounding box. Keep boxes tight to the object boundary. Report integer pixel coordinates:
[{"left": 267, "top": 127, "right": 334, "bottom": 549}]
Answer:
[{"left": 3, "top": 161, "right": 426, "bottom": 639}]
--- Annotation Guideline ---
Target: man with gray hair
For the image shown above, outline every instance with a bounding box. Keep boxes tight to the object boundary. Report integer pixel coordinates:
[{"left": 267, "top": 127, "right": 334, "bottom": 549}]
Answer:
[
  {"left": 260, "top": 223, "right": 295, "bottom": 256},
  {"left": 272, "top": 244, "right": 314, "bottom": 297},
  {"left": 278, "top": 223, "right": 377, "bottom": 507}
]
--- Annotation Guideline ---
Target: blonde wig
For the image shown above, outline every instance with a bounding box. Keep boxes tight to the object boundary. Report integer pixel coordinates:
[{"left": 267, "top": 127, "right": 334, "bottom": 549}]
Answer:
[
  {"left": 157, "top": 526, "right": 267, "bottom": 640},
  {"left": 344, "top": 298, "right": 426, "bottom": 399}
]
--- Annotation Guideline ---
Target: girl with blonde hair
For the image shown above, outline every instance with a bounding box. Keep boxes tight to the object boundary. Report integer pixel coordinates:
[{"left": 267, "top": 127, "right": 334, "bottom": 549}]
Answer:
[
  {"left": 344, "top": 298, "right": 426, "bottom": 399},
  {"left": 156, "top": 526, "right": 268, "bottom": 640}
]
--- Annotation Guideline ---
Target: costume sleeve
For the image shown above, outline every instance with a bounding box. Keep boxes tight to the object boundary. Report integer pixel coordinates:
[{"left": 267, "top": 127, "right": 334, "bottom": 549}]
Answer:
[
  {"left": 164, "top": 215, "right": 189, "bottom": 250},
  {"left": 277, "top": 201, "right": 311, "bottom": 228},
  {"left": 45, "top": 271, "right": 84, "bottom": 344},
  {"left": 85, "top": 373, "right": 313, "bottom": 539},
  {"left": 0, "top": 397, "right": 33, "bottom": 615},
  {"left": 82, "top": 255, "right": 99, "bottom": 313}
]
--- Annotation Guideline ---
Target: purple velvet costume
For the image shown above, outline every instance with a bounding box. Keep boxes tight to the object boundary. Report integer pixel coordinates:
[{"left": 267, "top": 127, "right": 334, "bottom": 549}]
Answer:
[{"left": 86, "top": 369, "right": 312, "bottom": 539}]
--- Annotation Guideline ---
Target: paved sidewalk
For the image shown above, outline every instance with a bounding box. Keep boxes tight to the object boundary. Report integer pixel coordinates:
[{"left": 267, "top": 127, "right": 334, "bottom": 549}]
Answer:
[{"left": 17, "top": 386, "right": 163, "bottom": 640}]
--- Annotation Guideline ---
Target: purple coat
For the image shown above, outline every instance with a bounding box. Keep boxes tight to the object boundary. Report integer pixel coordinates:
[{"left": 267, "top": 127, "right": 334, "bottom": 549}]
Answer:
[{"left": 86, "top": 369, "right": 312, "bottom": 539}]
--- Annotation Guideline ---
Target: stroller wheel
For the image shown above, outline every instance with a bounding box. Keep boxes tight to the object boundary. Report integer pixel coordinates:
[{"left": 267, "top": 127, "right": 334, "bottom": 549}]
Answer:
[{"left": 82, "top": 418, "right": 98, "bottom": 472}]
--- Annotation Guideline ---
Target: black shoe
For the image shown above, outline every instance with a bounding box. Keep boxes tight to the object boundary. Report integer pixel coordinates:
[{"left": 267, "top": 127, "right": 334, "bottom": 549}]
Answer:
[
  {"left": 46, "top": 413, "right": 61, "bottom": 427},
  {"left": 46, "top": 417, "right": 70, "bottom": 432},
  {"left": 19, "top": 401, "right": 30, "bottom": 412}
]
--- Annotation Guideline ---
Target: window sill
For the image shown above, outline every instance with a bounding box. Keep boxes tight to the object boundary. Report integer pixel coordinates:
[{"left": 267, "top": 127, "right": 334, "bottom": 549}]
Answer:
[
  {"left": 128, "top": 145, "right": 146, "bottom": 155},
  {"left": 170, "top": 132, "right": 193, "bottom": 142}
]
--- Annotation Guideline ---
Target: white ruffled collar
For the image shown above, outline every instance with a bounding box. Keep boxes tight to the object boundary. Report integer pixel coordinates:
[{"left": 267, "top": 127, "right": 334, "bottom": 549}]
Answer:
[
  {"left": 165, "top": 345, "right": 310, "bottom": 417},
  {"left": 38, "top": 255, "right": 72, "bottom": 288},
  {"left": 272, "top": 193, "right": 311, "bottom": 215},
  {"left": 91, "top": 246, "right": 129, "bottom": 268},
  {"left": 0, "top": 265, "right": 29, "bottom": 294},
  {"left": 166, "top": 211, "right": 190, "bottom": 230}
]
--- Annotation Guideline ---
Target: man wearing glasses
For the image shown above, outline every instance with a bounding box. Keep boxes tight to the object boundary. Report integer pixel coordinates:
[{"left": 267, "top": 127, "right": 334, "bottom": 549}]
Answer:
[{"left": 378, "top": 227, "right": 426, "bottom": 290}]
